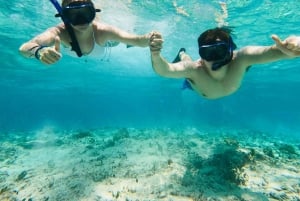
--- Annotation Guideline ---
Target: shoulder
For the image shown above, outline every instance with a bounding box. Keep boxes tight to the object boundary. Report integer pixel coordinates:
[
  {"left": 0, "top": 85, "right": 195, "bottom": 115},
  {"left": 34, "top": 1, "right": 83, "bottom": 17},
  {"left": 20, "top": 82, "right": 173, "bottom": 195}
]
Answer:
[
  {"left": 93, "top": 22, "right": 131, "bottom": 44},
  {"left": 228, "top": 50, "right": 253, "bottom": 71},
  {"left": 93, "top": 22, "right": 118, "bottom": 36},
  {"left": 185, "top": 60, "right": 207, "bottom": 80},
  {"left": 46, "top": 23, "right": 65, "bottom": 35},
  {"left": 93, "top": 22, "right": 114, "bottom": 45},
  {"left": 187, "top": 59, "right": 203, "bottom": 70},
  {"left": 50, "top": 23, "right": 71, "bottom": 44},
  {"left": 93, "top": 21, "right": 118, "bottom": 33},
  {"left": 29, "top": 24, "right": 65, "bottom": 44},
  {"left": 175, "top": 60, "right": 200, "bottom": 76}
]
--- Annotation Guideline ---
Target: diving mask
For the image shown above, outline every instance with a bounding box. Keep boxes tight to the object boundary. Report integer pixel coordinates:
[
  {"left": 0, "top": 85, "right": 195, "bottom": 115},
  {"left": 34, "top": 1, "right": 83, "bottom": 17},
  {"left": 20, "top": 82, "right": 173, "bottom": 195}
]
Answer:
[{"left": 59, "top": 2, "right": 100, "bottom": 25}]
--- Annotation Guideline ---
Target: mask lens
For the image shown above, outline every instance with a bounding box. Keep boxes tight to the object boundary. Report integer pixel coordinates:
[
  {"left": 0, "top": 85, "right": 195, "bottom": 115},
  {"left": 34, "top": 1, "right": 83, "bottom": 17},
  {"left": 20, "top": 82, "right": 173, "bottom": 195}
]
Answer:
[
  {"left": 62, "top": 2, "right": 95, "bottom": 25},
  {"left": 199, "top": 42, "right": 229, "bottom": 61}
]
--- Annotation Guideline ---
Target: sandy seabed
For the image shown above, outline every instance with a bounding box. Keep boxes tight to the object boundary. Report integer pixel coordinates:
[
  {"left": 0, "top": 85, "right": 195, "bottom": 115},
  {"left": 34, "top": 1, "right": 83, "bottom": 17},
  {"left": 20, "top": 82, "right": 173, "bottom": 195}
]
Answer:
[{"left": 0, "top": 127, "right": 299, "bottom": 201}]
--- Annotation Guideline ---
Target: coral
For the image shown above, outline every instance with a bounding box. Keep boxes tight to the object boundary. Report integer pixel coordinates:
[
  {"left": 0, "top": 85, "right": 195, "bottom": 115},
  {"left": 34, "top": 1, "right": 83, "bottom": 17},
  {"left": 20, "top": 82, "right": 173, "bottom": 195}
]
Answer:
[{"left": 209, "top": 146, "right": 250, "bottom": 185}]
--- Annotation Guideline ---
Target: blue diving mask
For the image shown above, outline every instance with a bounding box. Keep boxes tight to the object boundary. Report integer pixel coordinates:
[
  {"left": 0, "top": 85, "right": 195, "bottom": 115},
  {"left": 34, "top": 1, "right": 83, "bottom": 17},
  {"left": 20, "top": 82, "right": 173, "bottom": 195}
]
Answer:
[{"left": 56, "top": 2, "right": 101, "bottom": 25}]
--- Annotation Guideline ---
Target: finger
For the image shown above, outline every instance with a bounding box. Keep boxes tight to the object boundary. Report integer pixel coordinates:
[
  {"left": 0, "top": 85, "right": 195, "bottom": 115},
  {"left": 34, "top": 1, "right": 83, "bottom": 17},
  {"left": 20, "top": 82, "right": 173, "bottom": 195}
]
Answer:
[
  {"left": 41, "top": 56, "right": 53, "bottom": 65},
  {"left": 155, "top": 33, "right": 162, "bottom": 39},
  {"left": 271, "top": 34, "right": 281, "bottom": 44},
  {"left": 150, "top": 44, "right": 162, "bottom": 50},
  {"left": 271, "top": 34, "right": 286, "bottom": 47},
  {"left": 152, "top": 38, "right": 164, "bottom": 43},
  {"left": 54, "top": 36, "right": 61, "bottom": 52},
  {"left": 41, "top": 51, "right": 60, "bottom": 64},
  {"left": 49, "top": 49, "right": 62, "bottom": 60},
  {"left": 150, "top": 34, "right": 161, "bottom": 41}
]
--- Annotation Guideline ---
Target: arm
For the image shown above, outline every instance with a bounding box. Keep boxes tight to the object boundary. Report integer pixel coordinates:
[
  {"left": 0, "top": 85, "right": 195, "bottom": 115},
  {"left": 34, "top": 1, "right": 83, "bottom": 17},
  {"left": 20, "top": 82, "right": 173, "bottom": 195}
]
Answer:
[
  {"left": 19, "top": 26, "right": 62, "bottom": 65},
  {"left": 237, "top": 34, "right": 300, "bottom": 67},
  {"left": 150, "top": 32, "right": 194, "bottom": 78},
  {"left": 96, "top": 23, "right": 152, "bottom": 47}
]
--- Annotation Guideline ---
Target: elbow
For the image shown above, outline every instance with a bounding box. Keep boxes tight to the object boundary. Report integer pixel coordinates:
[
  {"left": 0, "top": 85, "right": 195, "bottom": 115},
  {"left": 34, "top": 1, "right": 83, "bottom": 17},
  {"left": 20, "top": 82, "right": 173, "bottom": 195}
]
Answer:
[
  {"left": 152, "top": 64, "right": 170, "bottom": 77},
  {"left": 154, "top": 68, "right": 167, "bottom": 77},
  {"left": 19, "top": 44, "right": 27, "bottom": 57}
]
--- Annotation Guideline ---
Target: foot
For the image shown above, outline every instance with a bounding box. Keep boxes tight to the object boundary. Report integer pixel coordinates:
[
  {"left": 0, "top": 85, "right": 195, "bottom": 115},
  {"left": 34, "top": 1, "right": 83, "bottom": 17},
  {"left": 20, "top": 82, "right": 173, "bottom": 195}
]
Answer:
[{"left": 172, "top": 48, "right": 186, "bottom": 63}]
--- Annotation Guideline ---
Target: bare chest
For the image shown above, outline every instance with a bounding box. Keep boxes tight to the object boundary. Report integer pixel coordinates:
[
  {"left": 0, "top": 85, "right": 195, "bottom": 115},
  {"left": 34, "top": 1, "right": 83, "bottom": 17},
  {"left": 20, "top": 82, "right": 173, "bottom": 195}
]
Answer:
[{"left": 190, "top": 67, "right": 245, "bottom": 98}]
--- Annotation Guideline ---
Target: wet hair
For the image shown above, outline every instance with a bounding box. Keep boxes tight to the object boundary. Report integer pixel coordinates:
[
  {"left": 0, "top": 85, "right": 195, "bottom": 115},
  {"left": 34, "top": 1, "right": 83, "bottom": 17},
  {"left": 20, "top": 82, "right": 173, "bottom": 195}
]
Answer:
[
  {"left": 62, "top": 0, "right": 92, "bottom": 7},
  {"left": 198, "top": 27, "right": 235, "bottom": 47}
]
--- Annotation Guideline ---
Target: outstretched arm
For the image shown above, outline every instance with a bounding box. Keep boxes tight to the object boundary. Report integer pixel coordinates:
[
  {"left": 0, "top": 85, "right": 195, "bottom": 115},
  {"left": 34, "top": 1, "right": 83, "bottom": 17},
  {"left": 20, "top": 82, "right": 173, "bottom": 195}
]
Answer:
[
  {"left": 19, "top": 27, "right": 62, "bottom": 65},
  {"left": 238, "top": 34, "right": 300, "bottom": 67},
  {"left": 97, "top": 24, "right": 153, "bottom": 47},
  {"left": 149, "top": 32, "right": 194, "bottom": 78}
]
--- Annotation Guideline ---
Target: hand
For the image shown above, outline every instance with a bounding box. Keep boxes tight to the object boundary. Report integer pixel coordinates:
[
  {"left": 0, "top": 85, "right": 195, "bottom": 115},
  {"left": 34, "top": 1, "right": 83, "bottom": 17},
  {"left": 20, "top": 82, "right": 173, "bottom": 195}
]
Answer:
[
  {"left": 39, "top": 36, "right": 62, "bottom": 65},
  {"left": 272, "top": 34, "right": 300, "bottom": 57},
  {"left": 149, "top": 31, "right": 163, "bottom": 53}
]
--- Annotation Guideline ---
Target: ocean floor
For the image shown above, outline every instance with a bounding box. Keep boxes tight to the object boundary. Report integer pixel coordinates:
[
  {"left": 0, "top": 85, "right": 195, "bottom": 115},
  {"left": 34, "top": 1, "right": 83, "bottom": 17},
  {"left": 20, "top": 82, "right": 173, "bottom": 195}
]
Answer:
[{"left": 0, "top": 127, "right": 299, "bottom": 201}]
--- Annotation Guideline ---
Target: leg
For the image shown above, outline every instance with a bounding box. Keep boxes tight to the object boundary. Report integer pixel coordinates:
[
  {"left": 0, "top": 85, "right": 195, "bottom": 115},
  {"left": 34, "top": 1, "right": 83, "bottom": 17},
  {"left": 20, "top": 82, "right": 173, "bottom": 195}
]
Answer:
[
  {"left": 173, "top": 48, "right": 192, "bottom": 63},
  {"left": 179, "top": 51, "right": 192, "bottom": 61}
]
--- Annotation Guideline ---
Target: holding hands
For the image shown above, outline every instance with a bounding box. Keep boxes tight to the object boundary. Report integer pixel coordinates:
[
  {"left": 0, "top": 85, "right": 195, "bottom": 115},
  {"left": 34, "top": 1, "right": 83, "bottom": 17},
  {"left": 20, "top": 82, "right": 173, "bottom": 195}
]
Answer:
[{"left": 149, "top": 31, "right": 163, "bottom": 53}]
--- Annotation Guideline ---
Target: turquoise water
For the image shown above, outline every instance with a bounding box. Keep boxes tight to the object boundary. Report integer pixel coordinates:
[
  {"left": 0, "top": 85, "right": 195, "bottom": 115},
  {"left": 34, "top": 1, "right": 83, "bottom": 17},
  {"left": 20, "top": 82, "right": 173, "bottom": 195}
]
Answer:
[{"left": 1, "top": 0, "right": 300, "bottom": 136}]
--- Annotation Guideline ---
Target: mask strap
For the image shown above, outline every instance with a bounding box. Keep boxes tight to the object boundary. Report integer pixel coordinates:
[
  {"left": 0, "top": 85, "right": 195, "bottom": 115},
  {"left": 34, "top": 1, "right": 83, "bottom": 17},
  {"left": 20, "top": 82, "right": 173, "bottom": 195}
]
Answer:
[{"left": 49, "top": 0, "right": 83, "bottom": 57}]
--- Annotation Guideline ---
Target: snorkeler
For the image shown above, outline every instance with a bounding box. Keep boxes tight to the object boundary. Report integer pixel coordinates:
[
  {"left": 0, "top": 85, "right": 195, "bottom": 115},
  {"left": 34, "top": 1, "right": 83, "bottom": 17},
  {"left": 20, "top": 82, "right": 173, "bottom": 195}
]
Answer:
[
  {"left": 149, "top": 28, "right": 300, "bottom": 99},
  {"left": 19, "top": 0, "right": 154, "bottom": 65}
]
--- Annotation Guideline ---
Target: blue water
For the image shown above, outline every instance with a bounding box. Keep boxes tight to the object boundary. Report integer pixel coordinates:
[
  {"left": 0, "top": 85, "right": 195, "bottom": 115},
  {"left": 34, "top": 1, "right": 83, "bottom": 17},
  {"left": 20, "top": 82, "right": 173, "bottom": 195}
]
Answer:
[{"left": 1, "top": 0, "right": 300, "bottom": 137}]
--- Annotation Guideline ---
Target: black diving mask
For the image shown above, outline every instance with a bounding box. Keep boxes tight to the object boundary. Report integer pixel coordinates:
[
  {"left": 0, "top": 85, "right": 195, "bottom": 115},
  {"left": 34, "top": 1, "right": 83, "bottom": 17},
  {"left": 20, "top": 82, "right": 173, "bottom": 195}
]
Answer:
[
  {"left": 199, "top": 36, "right": 236, "bottom": 70},
  {"left": 199, "top": 42, "right": 230, "bottom": 61},
  {"left": 60, "top": 2, "right": 100, "bottom": 25}
]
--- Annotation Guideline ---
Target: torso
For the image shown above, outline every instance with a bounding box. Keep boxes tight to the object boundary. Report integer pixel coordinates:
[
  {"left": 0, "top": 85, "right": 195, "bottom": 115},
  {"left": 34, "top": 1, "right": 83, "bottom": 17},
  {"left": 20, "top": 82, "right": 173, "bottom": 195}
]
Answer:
[
  {"left": 58, "top": 22, "right": 104, "bottom": 56},
  {"left": 188, "top": 52, "right": 248, "bottom": 99}
]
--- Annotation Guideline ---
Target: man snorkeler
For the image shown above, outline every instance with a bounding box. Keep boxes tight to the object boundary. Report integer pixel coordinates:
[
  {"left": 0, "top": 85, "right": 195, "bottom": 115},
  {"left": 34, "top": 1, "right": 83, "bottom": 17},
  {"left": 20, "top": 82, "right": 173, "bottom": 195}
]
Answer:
[
  {"left": 19, "top": 0, "right": 154, "bottom": 65},
  {"left": 149, "top": 27, "right": 300, "bottom": 99}
]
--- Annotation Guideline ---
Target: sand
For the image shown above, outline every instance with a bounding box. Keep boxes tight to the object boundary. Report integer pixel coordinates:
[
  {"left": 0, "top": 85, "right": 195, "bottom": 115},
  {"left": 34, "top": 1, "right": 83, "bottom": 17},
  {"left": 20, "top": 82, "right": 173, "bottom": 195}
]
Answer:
[{"left": 0, "top": 127, "right": 299, "bottom": 201}]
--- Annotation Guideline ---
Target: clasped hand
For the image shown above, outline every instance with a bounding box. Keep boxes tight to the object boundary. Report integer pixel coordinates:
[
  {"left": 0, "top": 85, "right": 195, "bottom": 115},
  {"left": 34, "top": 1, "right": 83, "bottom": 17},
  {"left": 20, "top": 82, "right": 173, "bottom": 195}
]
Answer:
[{"left": 149, "top": 31, "right": 163, "bottom": 53}]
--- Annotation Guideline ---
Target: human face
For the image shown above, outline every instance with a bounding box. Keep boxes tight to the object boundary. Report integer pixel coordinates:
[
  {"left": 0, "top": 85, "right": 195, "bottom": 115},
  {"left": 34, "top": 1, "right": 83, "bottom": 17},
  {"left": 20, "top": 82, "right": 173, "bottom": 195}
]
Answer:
[
  {"left": 62, "top": 1, "right": 96, "bottom": 26},
  {"left": 199, "top": 37, "right": 235, "bottom": 71},
  {"left": 199, "top": 41, "right": 230, "bottom": 62}
]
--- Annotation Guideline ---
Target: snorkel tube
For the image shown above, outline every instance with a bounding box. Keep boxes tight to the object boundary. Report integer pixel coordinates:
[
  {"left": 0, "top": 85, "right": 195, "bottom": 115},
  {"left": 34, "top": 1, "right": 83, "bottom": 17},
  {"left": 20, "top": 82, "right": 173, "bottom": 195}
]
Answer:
[
  {"left": 49, "top": 0, "right": 83, "bottom": 57},
  {"left": 49, "top": 0, "right": 63, "bottom": 15}
]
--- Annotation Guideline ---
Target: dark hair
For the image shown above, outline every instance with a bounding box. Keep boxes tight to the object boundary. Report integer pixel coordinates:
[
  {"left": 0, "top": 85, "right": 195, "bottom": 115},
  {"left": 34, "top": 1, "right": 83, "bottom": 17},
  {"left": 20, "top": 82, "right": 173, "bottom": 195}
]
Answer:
[{"left": 198, "top": 27, "right": 235, "bottom": 47}]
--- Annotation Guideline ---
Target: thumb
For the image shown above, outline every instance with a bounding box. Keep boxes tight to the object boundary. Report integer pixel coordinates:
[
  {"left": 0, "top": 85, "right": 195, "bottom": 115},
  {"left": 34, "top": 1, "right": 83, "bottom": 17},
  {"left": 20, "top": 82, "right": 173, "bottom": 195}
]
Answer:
[
  {"left": 271, "top": 34, "right": 285, "bottom": 47},
  {"left": 54, "top": 36, "right": 61, "bottom": 52}
]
